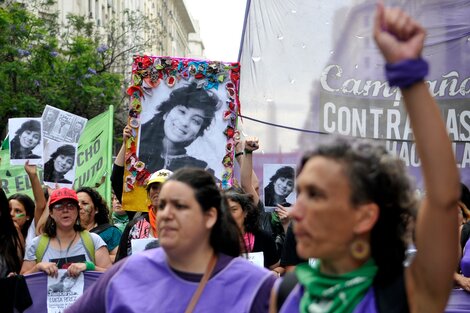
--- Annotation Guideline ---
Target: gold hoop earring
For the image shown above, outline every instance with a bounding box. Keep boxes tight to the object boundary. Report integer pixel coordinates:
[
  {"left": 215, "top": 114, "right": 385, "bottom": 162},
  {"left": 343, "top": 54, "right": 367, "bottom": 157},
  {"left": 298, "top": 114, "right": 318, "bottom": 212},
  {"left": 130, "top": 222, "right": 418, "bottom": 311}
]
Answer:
[{"left": 350, "top": 238, "right": 370, "bottom": 260}]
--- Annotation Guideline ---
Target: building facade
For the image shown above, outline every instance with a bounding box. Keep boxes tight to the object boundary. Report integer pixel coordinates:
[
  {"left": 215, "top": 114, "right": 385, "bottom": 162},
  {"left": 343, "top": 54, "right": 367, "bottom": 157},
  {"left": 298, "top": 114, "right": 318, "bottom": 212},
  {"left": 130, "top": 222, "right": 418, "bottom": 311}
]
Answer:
[{"left": 13, "top": 0, "right": 204, "bottom": 58}]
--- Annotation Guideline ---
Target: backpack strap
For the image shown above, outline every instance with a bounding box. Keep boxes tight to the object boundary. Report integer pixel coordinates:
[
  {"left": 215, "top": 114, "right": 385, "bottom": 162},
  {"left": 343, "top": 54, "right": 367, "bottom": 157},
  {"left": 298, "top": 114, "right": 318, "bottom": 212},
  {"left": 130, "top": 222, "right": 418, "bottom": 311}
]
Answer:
[
  {"left": 375, "top": 272, "right": 409, "bottom": 313},
  {"left": 276, "top": 272, "right": 299, "bottom": 312},
  {"left": 35, "top": 234, "right": 51, "bottom": 263},
  {"left": 90, "top": 223, "right": 113, "bottom": 235},
  {"left": 79, "top": 231, "right": 96, "bottom": 264}
]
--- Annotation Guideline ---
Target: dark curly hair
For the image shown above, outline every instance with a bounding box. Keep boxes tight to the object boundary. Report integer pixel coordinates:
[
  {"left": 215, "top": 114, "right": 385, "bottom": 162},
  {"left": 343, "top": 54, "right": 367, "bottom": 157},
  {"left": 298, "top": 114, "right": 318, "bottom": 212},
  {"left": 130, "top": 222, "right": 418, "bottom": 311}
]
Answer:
[
  {"left": 299, "top": 136, "right": 417, "bottom": 286},
  {"left": 76, "top": 187, "right": 110, "bottom": 225},
  {"left": 8, "top": 193, "right": 35, "bottom": 239},
  {"left": 269, "top": 166, "right": 295, "bottom": 183},
  {"left": 14, "top": 120, "right": 41, "bottom": 137},
  {"left": 224, "top": 187, "right": 260, "bottom": 234},
  {"left": 165, "top": 168, "right": 241, "bottom": 257},
  {"left": 158, "top": 82, "right": 221, "bottom": 136}
]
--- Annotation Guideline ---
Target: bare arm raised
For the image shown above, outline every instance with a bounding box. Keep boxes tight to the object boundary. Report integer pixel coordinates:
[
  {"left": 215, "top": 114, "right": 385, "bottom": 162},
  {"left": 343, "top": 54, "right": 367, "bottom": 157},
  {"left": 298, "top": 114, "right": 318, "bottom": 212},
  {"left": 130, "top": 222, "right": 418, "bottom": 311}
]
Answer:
[{"left": 374, "top": 4, "right": 460, "bottom": 312}]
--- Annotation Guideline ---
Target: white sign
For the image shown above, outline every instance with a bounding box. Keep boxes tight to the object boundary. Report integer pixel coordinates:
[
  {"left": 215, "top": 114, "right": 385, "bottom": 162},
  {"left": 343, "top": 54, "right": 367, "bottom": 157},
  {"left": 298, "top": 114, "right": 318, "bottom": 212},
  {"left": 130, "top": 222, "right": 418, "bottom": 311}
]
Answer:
[
  {"left": 131, "top": 237, "right": 159, "bottom": 255},
  {"left": 243, "top": 252, "right": 264, "bottom": 268},
  {"left": 47, "top": 269, "right": 84, "bottom": 313}
]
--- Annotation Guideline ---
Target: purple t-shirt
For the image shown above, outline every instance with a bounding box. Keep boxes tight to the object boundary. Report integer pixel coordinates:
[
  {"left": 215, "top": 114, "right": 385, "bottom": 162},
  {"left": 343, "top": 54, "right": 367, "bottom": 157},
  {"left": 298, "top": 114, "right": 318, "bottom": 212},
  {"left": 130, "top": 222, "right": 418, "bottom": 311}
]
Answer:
[
  {"left": 66, "top": 249, "right": 275, "bottom": 313},
  {"left": 461, "top": 240, "right": 470, "bottom": 277}
]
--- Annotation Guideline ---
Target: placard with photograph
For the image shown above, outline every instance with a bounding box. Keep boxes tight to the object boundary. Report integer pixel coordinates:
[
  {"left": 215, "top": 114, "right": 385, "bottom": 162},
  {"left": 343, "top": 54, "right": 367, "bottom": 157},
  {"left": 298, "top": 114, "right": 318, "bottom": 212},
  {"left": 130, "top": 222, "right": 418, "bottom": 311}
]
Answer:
[
  {"left": 123, "top": 56, "right": 240, "bottom": 211},
  {"left": 42, "top": 105, "right": 88, "bottom": 143},
  {"left": 43, "top": 140, "right": 78, "bottom": 188},
  {"left": 47, "top": 269, "right": 84, "bottom": 313},
  {"left": 263, "top": 164, "right": 296, "bottom": 211},
  {"left": 8, "top": 117, "right": 43, "bottom": 165}
]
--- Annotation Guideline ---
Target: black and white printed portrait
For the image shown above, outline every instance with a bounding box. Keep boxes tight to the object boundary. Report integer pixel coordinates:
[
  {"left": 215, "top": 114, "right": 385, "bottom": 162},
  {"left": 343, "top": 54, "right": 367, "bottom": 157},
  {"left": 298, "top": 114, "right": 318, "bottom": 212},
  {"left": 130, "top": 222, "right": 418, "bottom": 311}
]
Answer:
[
  {"left": 42, "top": 105, "right": 87, "bottom": 143},
  {"left": 66, "top": 119, "right": 86, "bottom": 143},
  {"left": 43, "top": 141, "right": 78, "bottom": 187},
  {"left": 9, "top": 118, "right": 43, "bottom": 165},
  {"left": 138, "top": 81, "right": 228, "bottom": 179},
  {"left": 263, "top": 164, "right": 296, "bottom": 209},
  {"left": 42, "top": 106, "right": 59, "bottom": 135},
  {"left": 48, "top": 272, "right": 78, "bottom": 293}
]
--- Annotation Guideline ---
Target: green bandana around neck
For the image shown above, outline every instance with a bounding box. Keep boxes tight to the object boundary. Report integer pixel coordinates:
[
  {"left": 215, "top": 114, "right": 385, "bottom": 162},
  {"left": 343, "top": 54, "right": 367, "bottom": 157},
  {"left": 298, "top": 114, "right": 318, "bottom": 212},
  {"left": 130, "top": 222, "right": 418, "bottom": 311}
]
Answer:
[{"left": 296, "top": 258, "right": 377, "bottom": 313}]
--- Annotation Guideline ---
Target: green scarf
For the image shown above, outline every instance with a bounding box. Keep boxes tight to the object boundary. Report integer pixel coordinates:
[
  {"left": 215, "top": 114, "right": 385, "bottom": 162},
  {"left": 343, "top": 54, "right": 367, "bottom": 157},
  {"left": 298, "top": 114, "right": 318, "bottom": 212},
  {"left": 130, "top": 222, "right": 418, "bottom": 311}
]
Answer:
[
  {"left": 296, "top": 259, "right": 377, "bottom": 313},
  {"left": 112, "top": 212, "right": 129, "bottom": 233}
]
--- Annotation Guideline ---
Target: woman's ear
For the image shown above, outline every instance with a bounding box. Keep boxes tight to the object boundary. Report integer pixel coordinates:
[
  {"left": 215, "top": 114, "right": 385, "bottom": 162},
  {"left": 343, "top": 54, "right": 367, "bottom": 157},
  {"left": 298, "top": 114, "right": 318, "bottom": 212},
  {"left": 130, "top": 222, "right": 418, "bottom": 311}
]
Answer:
[
  {"left": 204, "top": 207, "right": 218, "bottom": 229},
  {"left": 353, "top": 202, "right": 379, "bottom": 234}
]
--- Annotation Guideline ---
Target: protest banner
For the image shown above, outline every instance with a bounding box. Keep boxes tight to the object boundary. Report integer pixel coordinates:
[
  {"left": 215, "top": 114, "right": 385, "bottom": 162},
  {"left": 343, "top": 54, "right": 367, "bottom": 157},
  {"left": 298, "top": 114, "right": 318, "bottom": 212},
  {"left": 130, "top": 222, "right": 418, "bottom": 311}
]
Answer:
[
  {"left": 239, "top": 0, "right": 470, "bottom": 188},
  {"left": 123, "top": 56, "right": 240, "bottom": 211},
  {"left": 0, "top": 106, "right": 113, "bottom": 203},
  {"left": 73, "top": 106, "right": 114, "bottom": 204}
]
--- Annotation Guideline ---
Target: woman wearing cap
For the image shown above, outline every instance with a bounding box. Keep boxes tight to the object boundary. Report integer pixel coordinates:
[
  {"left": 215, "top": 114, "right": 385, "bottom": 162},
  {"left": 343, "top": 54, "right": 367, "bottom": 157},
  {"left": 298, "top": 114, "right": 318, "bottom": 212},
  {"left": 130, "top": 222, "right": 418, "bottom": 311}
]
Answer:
[
  {"left": 271, "top": 6, "right": 460, "bottom": 313},
  {"left": 44, "top": 144, "right": 76, "bottom": 184},
  {"left": 67, "top": 168, "right": 276, "bottom": 313},
  {"left": 115, "top": 169, "right": 172, "bottom": 261},
  {"left": 264, "top": 166, "right": 295, "bottom": 208},
  {"left": 10, "top": 119, "right": 41, "bottom": 160},
  {"left": 139, "top": 82, "right": 219, "bottom": 174},
  {"left": 20, "top": 188, "right": 112, "bottom": 277}
]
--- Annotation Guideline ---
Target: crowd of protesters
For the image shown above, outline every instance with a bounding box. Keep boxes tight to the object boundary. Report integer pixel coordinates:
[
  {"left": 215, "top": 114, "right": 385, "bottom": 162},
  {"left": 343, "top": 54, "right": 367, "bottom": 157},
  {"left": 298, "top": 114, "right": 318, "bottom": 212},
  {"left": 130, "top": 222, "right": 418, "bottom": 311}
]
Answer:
[{"left": 0, "top": 5, "right": 468, "bottom": 313}]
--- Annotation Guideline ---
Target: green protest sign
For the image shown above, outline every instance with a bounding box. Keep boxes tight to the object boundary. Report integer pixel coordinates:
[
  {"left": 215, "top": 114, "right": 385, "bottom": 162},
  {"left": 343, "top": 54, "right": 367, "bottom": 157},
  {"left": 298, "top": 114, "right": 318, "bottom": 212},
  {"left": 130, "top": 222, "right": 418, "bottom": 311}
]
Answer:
[
  {"left": 73, "top": 106, "right": 114, "bottom": 203},
  {"left": 0, "top": 106, "right": 113, "bottom": 203}
]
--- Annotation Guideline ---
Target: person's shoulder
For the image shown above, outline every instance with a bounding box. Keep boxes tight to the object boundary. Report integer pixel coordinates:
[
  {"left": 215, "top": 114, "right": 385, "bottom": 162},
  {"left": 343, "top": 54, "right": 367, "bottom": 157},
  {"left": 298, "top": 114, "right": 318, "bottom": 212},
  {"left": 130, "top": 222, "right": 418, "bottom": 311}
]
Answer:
[
  {"left": 28, "top": 234, "right": 44, "bottom": 249},
  {"left": 230, "top": 255, "right": 270, "bottom": 274},
  {"left": 124, "top": 247, "right": 165, "bottom": 267},
  {"left": 254, "top": 229, "right": 273, "bottom": 241},
  {"left": 87, "top": 232, "right": 107, "bottom": 248}
]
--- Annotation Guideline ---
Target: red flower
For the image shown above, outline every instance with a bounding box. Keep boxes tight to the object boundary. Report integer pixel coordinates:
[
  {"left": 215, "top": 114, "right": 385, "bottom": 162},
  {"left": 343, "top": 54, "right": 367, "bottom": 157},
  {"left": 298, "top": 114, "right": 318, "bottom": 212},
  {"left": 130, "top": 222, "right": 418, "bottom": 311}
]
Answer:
[
  {"left": 224, "top": 126, "right": 235, "bottom": 138},
  {"left": 228, "top": 102, "right": 235, "bottom": 111},
  {"left": 195, "top": 73, "right": 205, "bottom": 79},
  {"left": 230, "top": 71, "right": 240, "bottom": 82},
  {"left": 231, "top": 63, "right": 240, "bottom": 72},
  {"left": 126, "top": 86, "right": 143, "bottom": 97},
  {"left": 134, "top": 56, "right": 153, "bottom": 70},
  {"left": 166, "top": 76, "right": 176, "bottom": 87}
]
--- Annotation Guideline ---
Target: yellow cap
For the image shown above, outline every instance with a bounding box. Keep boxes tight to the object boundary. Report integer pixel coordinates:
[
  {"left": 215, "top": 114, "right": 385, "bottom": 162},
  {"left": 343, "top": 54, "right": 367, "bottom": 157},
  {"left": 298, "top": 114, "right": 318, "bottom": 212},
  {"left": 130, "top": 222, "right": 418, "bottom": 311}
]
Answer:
[{"left": 146, "top": 169, "right": 173, "bottom": 188}]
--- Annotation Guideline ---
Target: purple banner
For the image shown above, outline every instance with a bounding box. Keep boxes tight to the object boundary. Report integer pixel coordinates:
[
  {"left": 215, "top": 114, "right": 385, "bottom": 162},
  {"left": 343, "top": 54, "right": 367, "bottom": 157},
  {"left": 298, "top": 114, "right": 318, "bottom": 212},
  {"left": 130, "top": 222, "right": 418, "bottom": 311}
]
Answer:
[{"left": 20, "top": 271, "right": 101, "bottom": 313}]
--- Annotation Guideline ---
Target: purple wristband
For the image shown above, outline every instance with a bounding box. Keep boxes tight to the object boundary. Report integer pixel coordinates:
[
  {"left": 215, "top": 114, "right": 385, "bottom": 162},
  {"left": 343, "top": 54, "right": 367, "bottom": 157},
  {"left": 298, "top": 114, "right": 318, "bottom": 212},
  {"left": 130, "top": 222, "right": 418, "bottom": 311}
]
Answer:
[{"left": 385, "top": 58, "right": 429, "bottom": 88}]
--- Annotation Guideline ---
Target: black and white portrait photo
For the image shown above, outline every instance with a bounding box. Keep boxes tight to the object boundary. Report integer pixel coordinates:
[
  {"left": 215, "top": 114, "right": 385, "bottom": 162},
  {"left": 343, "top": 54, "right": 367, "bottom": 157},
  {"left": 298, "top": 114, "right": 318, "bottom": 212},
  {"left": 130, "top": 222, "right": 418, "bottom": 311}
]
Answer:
[
  {"left": 42, "top": 106, "right": 59, "bottom": 135},
  {"left": 138, "top": 81, "right": 228, "bottom": 180},
  {"left": 66, "top": 119, "right": 86, "bottom": 143},
  {"left": 47, "top": 269, "right": 84, "bottom": 312},
  {"left": 263, "top": 164, "right": 296, "bottom": 210},
  {"left": 9, "top": 118, "right": 43, "bottom": 165},
  {"left": 48, "top": 272, "right": 79, "bottom": 293},
  {"left": 42, "top": 105, "right": 87, "bottom": 143},
  {"left": 43, "top": 140, "right": 78, "bottom": 187}
]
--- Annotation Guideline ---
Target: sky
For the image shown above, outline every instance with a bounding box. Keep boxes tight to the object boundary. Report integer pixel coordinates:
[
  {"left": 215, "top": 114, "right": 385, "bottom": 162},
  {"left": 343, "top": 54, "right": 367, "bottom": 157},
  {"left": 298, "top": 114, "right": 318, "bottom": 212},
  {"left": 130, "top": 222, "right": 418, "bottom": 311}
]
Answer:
[{"left": 183, "top": 0, "right": 247, "bottom": 62}]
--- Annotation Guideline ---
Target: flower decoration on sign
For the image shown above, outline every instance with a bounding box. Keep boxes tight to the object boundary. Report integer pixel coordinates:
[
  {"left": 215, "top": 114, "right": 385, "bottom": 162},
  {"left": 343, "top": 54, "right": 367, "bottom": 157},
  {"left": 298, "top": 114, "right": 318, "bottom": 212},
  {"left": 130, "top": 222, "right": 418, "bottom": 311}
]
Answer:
[{"left": 125, "top": 55, "right": 240, "bottom": 190}]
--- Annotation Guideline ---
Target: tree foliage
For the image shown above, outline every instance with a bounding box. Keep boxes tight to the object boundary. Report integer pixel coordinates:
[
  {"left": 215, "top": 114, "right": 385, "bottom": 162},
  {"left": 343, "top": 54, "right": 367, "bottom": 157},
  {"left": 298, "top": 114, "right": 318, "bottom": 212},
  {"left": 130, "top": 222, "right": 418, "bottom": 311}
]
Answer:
[{"left": 0, "top": 0, "right": 162, "bottom": 144}]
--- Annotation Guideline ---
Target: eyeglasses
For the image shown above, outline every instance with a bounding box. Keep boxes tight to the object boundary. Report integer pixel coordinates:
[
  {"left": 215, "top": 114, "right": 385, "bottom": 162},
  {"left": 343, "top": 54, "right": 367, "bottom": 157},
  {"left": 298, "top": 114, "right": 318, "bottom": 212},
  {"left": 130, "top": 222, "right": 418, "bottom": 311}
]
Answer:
[{"left": 52, "top": 202, "right": 77, "bottom": 211}]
